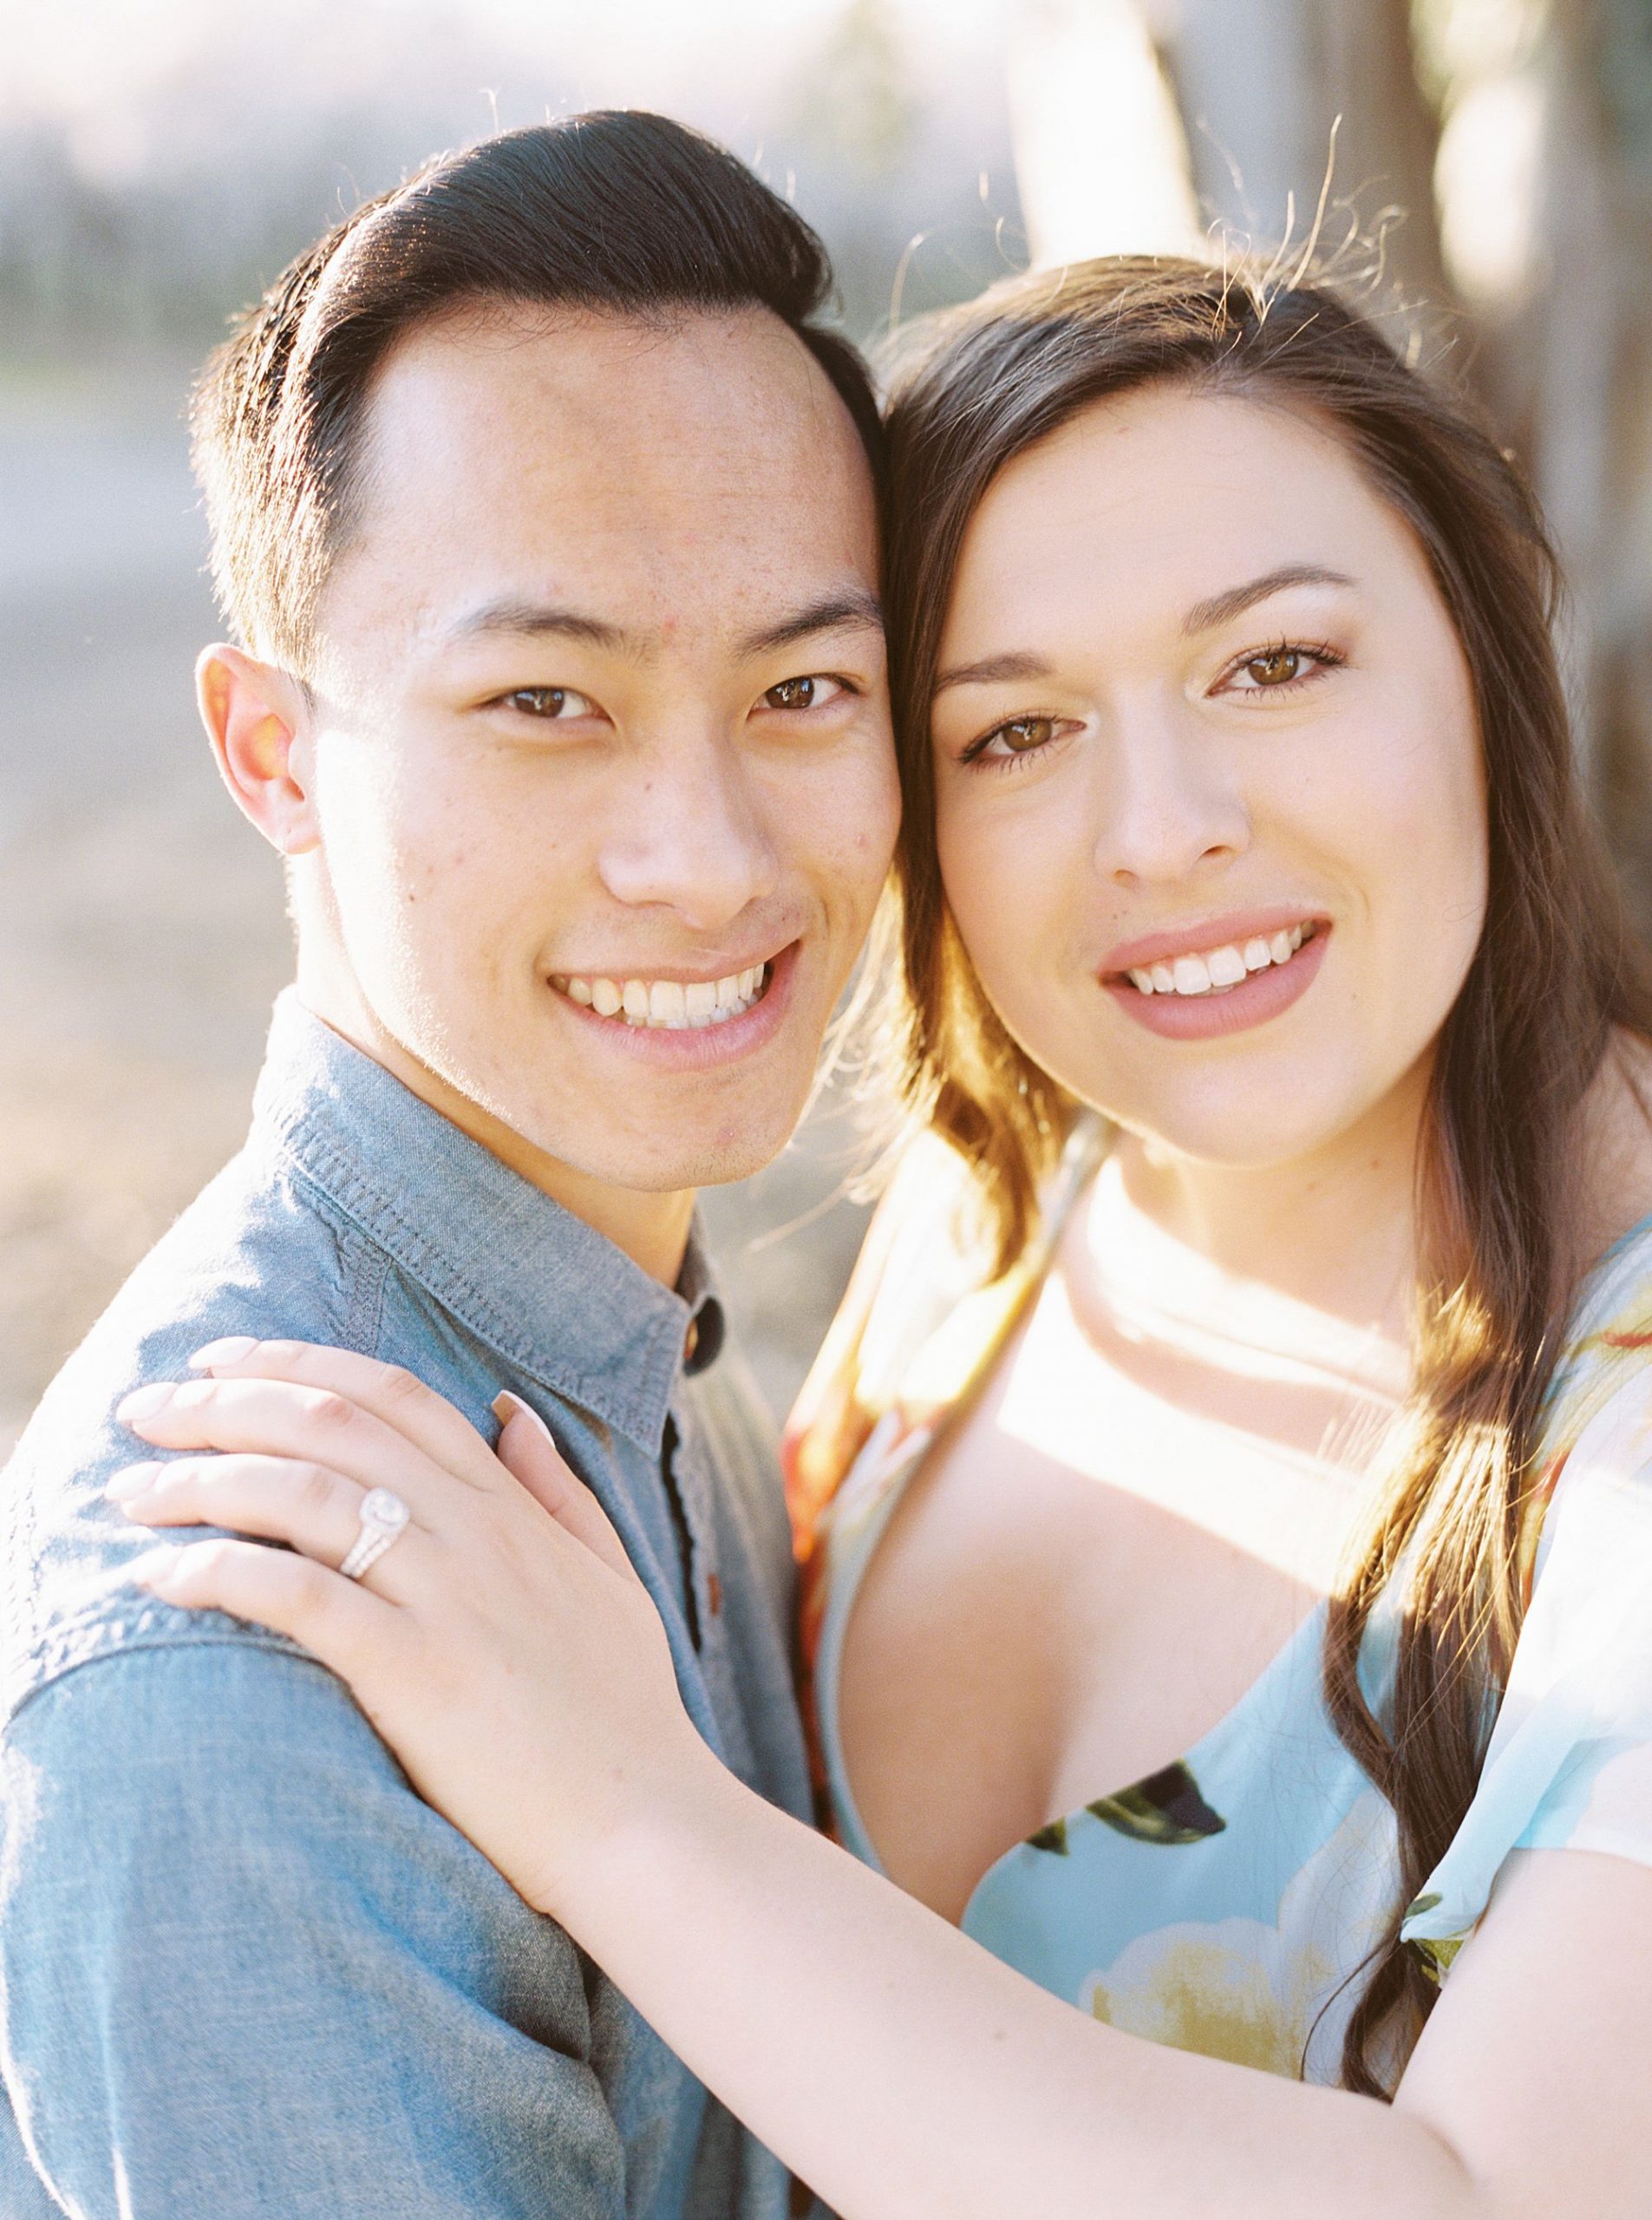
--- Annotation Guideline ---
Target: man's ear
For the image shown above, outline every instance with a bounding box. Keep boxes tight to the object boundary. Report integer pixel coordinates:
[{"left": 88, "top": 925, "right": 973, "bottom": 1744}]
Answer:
[{"left": 196, "top": 645, "right": 320, "bottom": 857}]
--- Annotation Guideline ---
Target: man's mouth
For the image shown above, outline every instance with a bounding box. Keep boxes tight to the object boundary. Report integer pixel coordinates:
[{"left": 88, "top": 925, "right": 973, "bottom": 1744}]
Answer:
[
  {"left": 550, "top": 963, "right": 774, "bottom": 1029},
  {"left": 1113, "top": 922, "right": 1322, "bottom": 999}
]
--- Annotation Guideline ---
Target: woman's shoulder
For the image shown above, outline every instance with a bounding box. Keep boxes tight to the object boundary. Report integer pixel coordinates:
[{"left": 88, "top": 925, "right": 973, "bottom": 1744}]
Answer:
[
  {"left": 782, "top": 1114, "right": 1110, "bottom": 1557},
  {"left": 781, "top": 1132, "right": 1004, "bottom": 1552},
  {"left": 1535, "top": 1205, "right": 1652, "bottom": 1503},
  {"left": 1404, "top": 1218, "right": 1652, "bottom": 1979}
]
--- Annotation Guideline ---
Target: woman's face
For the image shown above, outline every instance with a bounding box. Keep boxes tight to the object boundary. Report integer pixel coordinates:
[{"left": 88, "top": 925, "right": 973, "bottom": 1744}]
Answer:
[{"left": 930, "top": 385, "right": 1489, "bottom": 1172}]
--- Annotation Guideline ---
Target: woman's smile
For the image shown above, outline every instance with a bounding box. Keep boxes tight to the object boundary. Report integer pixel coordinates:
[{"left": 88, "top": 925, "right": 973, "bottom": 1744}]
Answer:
[
  {"left": 1101, "top": 918, "right": 1332, "bottom": 1039},
  {"left": 932, "top": 383, "right": 1486, "bottom": 1173},
  {"left": 1101, "top": 917, "right": 1331, "bottom": 1040}
]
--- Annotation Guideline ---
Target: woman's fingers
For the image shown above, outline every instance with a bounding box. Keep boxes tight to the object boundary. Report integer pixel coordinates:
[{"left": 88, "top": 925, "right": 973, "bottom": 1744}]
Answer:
[
  {"left": 185, "top": 1340, "right": 510, "bottom": 1494},
  {"left": 116, "top": 1374, "right": 484, "bottom": 1518},
  {"left": 493, "top": 1394, "right": 642, "bottom": 1587},
  {"left": 108, "top": 1454, "right": 428, "bottom": 1600},
  {"left": 134, "top": 1537, "right": 404, "bottom": 1690}
]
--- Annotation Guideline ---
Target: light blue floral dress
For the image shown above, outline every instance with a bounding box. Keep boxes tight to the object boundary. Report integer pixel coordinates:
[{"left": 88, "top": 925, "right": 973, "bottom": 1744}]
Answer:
[{"left": 786, "top": 1127, "right": 1652, "bottom": 2083}]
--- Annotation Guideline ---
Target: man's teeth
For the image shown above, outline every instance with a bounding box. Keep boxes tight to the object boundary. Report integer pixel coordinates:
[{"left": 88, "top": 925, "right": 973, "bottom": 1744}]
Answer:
[
  {"left": 557, "top": 965, "right": 770, "bottom": 1028},
  {"left": 1127, "top": 925, "right": 1310, "bottom": 998}
]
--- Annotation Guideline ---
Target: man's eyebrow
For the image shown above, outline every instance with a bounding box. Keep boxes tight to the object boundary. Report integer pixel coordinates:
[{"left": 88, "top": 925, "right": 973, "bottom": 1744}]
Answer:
[
  {"left": 933, "top": 650, "right": 1053, "bottom": 696},
  {"left": 738, "top": 589, "right": 885, "bottom": 659},
  {"left": 1182, "top": 564, "right": 1355, "bottom": 637},
  {"left": 441, "top": 599, "right": 632, "bottom": 652}
]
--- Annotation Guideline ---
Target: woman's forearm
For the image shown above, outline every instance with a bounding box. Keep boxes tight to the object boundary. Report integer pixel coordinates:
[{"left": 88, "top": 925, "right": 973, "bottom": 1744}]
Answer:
[
  {"left": 565, "top": 1753, "right": 1479, "bottom": 2220},
  {"left": 116, "top": 1344, "right": 1636, "bottom": 2214}
]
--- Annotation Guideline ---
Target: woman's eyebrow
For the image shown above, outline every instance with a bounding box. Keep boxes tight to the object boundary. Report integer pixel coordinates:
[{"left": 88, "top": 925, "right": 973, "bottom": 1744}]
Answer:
[
  {"left": 933, "top": 649, "right": 1053, "bottom": 695},
  {"left": 1181, "top": 563, "right": 1355, "bottom": 637}
]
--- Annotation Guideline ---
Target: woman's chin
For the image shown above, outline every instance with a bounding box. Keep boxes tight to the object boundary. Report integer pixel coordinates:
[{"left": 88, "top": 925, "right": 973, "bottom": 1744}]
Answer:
[{"left": 1099, "top": 1081, "right": 1381, "bottom": 1179}]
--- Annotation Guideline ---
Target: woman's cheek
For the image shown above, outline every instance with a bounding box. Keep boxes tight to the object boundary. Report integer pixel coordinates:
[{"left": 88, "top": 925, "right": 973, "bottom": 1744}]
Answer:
[
  {"left": 1349, "top": 708, "right": 1486, "bottom": 958},
  {"left": 937, "top": 808, "right": 1013, "bottom": 964},
  {"left": 941, "top": 802, "right": 1081, "bottom": 1038}
]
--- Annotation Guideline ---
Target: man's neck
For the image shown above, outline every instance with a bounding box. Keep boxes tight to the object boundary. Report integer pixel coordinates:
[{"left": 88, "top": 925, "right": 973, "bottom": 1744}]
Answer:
[{"left": 296, "top": 982, "right": 695, "bottom": 1287}]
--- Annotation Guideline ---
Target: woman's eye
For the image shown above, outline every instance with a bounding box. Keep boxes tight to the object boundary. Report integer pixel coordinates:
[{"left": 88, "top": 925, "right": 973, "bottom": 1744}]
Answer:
[
  {"left": 761, "top": 675, "right": 846, "bottom": 712},
  {"left": 965, "top": 714, "right": 1064, "bottom": 764},
  {"left": 1219, "top": 641, "right": 1342, "bottom": 696},
  {"left": 500, "top": 686, "right": 596, "bottom": 719},
  {"left": 1243, "top": 649, "right": 1306, "bottom": 687}
]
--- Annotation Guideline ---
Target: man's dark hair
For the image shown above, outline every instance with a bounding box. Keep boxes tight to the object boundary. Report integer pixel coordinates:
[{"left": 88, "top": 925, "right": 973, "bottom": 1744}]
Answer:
[{"left": 193, "top": 110, "right": 881, "bottom": 668}]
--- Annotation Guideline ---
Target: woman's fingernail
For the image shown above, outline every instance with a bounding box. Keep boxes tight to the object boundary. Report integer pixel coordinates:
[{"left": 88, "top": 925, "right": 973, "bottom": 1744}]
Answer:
[
  {"left": 189, "top": 1336, "right": 258, "bottom": 1370},
  {"left": 106, "top": 1462, "right": 164, "bottom": 1502},
  {"left": 118, "top": 1382, "right": 176, "bottom": 1424},
  {"left": 493, "top": 1390, "right": 556, "bottom": 1445},
  {"left": 134, "top": 1544, "right": 186, "bottom": 1593}
]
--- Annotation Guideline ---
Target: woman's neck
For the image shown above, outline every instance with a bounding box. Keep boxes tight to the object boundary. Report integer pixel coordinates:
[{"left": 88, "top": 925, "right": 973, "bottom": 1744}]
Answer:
[{"left": 1110, "top": 1058, "right": 1428, "bottom": 1341}]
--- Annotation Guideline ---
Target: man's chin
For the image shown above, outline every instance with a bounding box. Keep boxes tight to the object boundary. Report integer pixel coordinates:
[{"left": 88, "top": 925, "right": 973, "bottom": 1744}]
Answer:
[
  {"left": 503, "top": 1080, "right": 808, "bottom": 1193},
  {"left": 516, "top": 1055, "right": 818, "bottom": 1197},
  {"left": 562, "top": 1127, "right": 796, "bottom": 1197}
]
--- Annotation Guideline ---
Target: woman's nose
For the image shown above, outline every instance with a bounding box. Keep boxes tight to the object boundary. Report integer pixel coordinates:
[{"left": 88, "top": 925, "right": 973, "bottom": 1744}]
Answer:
[
  {"left": 1093, "top": 702, "right": 1250, "bottom": 887},
  {"left": 596, "top": 739, "right": 780, "bottom": 930}
]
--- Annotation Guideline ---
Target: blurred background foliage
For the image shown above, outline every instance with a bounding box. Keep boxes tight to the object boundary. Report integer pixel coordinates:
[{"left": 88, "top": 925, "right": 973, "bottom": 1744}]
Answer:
[{"left": 2, "top": 0, "right": 1649, "bottom": 1446}]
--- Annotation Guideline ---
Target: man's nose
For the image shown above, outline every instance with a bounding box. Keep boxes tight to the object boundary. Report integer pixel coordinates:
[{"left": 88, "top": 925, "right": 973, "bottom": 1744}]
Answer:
[
  {"left": 1092, "top": 697, "right": 1250, "bottom": 887},
  {"left": 596, "top": 736, "right": 780, "bottom": 930}
]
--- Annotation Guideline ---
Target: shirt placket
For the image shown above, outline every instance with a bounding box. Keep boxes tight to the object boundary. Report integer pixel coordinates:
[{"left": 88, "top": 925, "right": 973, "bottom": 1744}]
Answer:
[{"left": 663, "top": 1390, "right": 760, "bottom": 1785}]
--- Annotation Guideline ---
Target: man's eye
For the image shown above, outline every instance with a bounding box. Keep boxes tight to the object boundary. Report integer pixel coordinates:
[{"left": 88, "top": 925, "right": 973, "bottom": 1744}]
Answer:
[
  {"left": 761, "top": 675, "right": 845, "bottom": 712},
  {"left": 500, "top": 686, "right": 596, "bottom": 719}
]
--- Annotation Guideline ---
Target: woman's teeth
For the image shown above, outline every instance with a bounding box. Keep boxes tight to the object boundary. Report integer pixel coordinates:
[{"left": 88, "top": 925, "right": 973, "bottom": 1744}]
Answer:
[
  {"left": 555, "top": 965, "right": 770, "bottom": 1028},
  {"left": 1126, "top": 925, "right": 1312, "bottom": 998}
]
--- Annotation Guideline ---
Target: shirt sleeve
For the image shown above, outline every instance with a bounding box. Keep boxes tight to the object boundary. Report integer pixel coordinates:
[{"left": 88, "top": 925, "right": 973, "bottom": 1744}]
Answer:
[
  {"left": 1401, "top": 1361, "right": 1652, "bottom": 1976},
  {"left": 0, "top": 1639, "right": 630, "bottom": 2219}
]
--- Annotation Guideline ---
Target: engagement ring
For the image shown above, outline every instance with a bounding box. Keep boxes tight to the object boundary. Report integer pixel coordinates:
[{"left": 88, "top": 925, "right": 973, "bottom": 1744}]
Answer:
[{"left": 338, "top": 1487, "right": 411, "bottom": 1582}]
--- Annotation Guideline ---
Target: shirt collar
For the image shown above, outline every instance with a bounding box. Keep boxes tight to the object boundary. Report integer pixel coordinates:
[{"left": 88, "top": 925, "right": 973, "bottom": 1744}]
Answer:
[{"left": 250, "top": 991, "right": 722, "bottom": 1453}]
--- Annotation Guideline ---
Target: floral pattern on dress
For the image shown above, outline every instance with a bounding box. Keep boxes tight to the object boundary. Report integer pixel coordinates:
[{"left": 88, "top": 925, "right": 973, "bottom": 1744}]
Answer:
[
  {"left": 787, "top": 1129, "right": 1652, "bottom": 2085},
  {"left": 1080, "top": 1792, "right": 1397, "bottom": 2080},
  {"left": 1027, "top": 1764, "right": 1228, "bottom": 1854}
]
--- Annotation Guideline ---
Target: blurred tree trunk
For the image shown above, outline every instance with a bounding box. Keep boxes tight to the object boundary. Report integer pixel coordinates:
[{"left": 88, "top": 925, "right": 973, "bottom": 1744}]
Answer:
[
  {"left": 1163, "top": 0, "right": 1453, "bottom": 323},
  {"left": 1475, "top": 0, "right": 1652, "bottom": 904},
  {"left": 1009, "top": 0, "right": 1652, "bottom": 902},
  {"left": 1159, "top": 0, "right": 1652, "bottom": 917}
]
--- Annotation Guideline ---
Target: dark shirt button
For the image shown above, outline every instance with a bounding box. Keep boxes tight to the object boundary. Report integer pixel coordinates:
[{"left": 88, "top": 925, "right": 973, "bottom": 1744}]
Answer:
[
  {"left": 707, "top": 1571, "right": 722, "bottom": 1618},
  {"left": 681, "top": 1296, "right": 724, "bottom": 1374}
]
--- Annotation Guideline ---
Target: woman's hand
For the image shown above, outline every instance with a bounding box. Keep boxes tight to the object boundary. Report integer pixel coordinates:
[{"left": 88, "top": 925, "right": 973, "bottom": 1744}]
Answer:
[
  {"left": 99, "top": 1353, "right": 1652, "bottom": 2220},
  {"left": 108, "top": 1341, "right": 715, "bottom": 1919}
]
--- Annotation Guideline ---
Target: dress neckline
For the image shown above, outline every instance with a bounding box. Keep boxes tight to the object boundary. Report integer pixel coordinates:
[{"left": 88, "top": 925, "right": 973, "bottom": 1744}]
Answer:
[
  {"left": 816, "top": 1176, "right": 1652, "bottom": 1926},
  {"left": 1579, "top": 1205, "right": 1652, "bottom": 1296},
  {"left": 957, "top": 1598, "right": 1329, "bottom": 1928},
  {"left": 814, "top": 1405, "right": 1330, "bottom": 1923}
]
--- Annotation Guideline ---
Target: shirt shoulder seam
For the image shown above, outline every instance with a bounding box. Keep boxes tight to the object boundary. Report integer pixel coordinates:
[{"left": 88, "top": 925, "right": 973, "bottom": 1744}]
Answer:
[{"left": 4, "top": 1617, "right": 330, "bottom": 1735}]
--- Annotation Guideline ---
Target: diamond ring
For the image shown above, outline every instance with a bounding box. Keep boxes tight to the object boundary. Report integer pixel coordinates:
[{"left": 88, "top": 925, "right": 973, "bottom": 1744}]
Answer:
[{"left": 338, "top": 1486, "right": 411, "bottom": 1582}]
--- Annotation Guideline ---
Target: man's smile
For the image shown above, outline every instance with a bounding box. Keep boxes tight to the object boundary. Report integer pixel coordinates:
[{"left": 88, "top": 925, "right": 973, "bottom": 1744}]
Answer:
[
  {"left": 551, "top": 960, "right": 774, "bottom": 1028},
  {"left": 542, "top": 941, "right": 801, "bottom": 1068}
]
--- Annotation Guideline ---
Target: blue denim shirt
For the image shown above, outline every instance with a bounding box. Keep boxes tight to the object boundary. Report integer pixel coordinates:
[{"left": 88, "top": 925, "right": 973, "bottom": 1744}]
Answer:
[{"left": 0, "top": 993, "right": 814, "bottom": 2219}]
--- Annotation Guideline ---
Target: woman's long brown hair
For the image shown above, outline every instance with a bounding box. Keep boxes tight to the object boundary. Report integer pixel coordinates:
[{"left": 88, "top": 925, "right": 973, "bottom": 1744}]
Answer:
[{"left": 878, "top": 257, "right": 1652, "bottom": 2093}]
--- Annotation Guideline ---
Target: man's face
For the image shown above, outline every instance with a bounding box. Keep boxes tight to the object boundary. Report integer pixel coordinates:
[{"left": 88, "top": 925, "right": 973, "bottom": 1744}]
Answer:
[{"left": 293, "top": 304, "right": 897, "bottom": 1202}]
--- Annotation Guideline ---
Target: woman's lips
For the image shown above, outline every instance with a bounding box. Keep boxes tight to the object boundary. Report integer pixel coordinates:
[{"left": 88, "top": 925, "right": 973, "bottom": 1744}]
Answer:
[{"left": 1103, "top": 923, "right": 1330, "bottom": 1040}]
